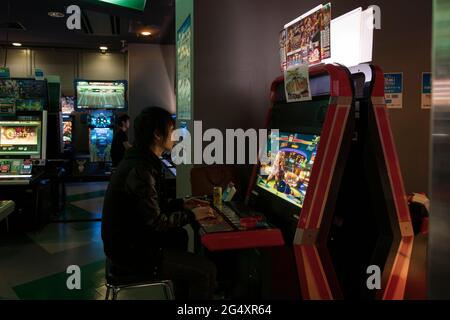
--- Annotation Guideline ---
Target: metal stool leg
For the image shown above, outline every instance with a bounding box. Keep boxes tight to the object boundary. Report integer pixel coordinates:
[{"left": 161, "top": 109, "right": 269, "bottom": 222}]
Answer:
[
  {"left": 105, "top": 285, "right": 111, "bottom": 300},
  {"left": 112, "top": 288, "right": 119, "bottom": 300},
  {"left": 162, "top": 281, "right": 175, "bottom": 300}
]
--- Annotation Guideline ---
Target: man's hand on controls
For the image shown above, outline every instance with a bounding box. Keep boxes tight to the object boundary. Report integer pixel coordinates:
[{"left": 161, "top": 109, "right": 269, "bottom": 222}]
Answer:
[
  {"left": 184, "top": 198, "right": 210, "bottom": 210},
  {"left": 191, "top": 206, "right": 216, "bottom": 221}
]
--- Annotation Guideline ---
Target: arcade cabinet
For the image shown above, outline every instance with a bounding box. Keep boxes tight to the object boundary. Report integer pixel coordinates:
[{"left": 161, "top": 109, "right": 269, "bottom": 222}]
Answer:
[
  {"left": 46, "top": 76, "right": 63, "bottom": 160},
  {"left": 196, "top": 63, "right": 416, "bottom": 300},
  {"left": 266, "top": 63, "right": 415, "bottom": 300},
  {"left": 61, "top": 96, "right": 75, "bottom": 155},
  {"left": 0, "top": 78, "right": 49, "bottom": 229},
  {"left": 74, "top": 80, "right": 127, "bottom": 177}
]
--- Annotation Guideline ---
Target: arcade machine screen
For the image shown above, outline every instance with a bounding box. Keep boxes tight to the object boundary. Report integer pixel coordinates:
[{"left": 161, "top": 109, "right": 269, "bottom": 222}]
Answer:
[
  {"left": 0, "top": 79, "right": 47, "bottom": 113},
  {"left": 75, "top": 81, "right": 126, "bottom": 110},
  {"left": 0, "top": 120, "right": 42, "bottom": 157},
  {"left": 256, "top": 132, "right": 320, "bottom": 209},
  {"left": 88, "top": 110, "right": 113, "bottom": 128},
  {"left": 61, "top": 96, "right": 75, "bottom": 145}
]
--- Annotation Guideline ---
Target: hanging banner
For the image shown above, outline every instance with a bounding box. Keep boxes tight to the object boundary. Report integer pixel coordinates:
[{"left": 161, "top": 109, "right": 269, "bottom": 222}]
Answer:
[
  {"left": 384, "top": 73, "right": 403, "bottom": 109},
  {"left": 283, "top": 3, "right": 331, "bottom": 71},
  {"left": 285, "top": 64, "right": 312, "bottom": 103},
  {"left": 176, "top": 15, "right": 192, "bottom": 121},
  {"left": 421, "top": 72, "right": 431, "bottom": 109}
]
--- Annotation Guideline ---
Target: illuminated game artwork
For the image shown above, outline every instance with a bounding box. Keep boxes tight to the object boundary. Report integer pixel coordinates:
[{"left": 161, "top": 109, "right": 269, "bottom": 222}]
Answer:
[
  {"left": 0, "top": 79, "right": 47, "bottom": 112},
  {"left": 63, "top": 121, "right": 72, "bottom": 144},
  {"left": 89, "top": 128, "right": 113, "bottom": 162},
  {"left": 284, "top": 3, "right": 331, "bottom": 69},
  {"left": 61, "top": 96, "right": 75, "bottom": 145},
  {"left": 88, "top": 110, "right": 113, "bottom": 128},
  {"left": 76, "top": 81, "right": 126, "bottom": 110},
  {"left": 257, "top": 132, "right": 320, "bottom": 208},
  {"left": 0, "top": 121, "right": 42, "bottom": 156},
  {"left": 61, "top": 96, "right": 75, "bottom": 115},
  {"left": 0, "top": 159, "right": 32, "bottom": 175},
  {"left": 89, "top": 110, "right": 114, "bottom": 162}
]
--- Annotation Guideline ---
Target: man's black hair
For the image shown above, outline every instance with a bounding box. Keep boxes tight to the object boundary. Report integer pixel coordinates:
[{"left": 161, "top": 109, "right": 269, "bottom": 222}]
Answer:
[
  {"left": 133, "top": 107, "right": 175, "bottom": 152},
  {"left": 117, "top": 114, "right": 130, "bottom": 127}
]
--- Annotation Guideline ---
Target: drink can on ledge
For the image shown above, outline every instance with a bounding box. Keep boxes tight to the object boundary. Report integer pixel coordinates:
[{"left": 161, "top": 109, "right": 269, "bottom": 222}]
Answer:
[{"left": 213, "top": 187, "right": 222, "bottom": 207}]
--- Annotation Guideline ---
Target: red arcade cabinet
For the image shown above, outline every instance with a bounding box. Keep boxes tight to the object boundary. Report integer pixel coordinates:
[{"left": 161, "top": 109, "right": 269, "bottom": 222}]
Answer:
[{"left": 279, "top": 63, "right": 415, "bottom": 300}]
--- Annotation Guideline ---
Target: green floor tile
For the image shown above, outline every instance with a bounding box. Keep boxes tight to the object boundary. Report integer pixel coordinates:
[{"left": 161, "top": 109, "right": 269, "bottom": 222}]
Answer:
[
  {"left": 66, "top": 190, "right": 106, "bottom": 203},
  {"left": 59, "top": 203, "right": 101, "bottom": 221},
  {"left": 13, "top": 260, "right": 106, "bottom": 300}
]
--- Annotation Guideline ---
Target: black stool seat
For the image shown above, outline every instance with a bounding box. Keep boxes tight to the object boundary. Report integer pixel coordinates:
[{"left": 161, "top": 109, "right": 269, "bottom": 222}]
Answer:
[
  {"left": 104, "top": 258, "right": 175, "bottom": 300},
  {"left": 105, "top": 259, "right": 157, "bottom": 287}
]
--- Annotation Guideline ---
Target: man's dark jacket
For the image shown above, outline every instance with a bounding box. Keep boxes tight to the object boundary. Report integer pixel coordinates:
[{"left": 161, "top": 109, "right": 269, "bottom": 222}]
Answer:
[{"left": 101, "top": 147, "right": 195, "bottom": 272}]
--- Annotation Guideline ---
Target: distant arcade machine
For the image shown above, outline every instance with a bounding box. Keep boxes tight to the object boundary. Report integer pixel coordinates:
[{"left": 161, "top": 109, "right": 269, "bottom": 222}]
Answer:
[
  {"left": 0, "top": 78, "right": 50, "bottom": 230},
  {"left": 45, "top": 76, "right": 63, "bottom": 160},
  {"left": 0, "top": 78, "right": 48, "bottom": 185},
  {"left": 74, "top": 80, "right": 127, "bottom": 174},
  {"left": 61, "top": 96, "right": 75, "bottom": 154}
]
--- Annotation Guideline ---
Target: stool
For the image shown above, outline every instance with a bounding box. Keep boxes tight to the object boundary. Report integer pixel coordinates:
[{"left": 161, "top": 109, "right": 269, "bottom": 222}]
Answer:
[
  {"left": 0, "top": 200, "right": 15, "bottom": 232},
  {"left": 105, "top": 259, "right": 175, "bottom": 300}
]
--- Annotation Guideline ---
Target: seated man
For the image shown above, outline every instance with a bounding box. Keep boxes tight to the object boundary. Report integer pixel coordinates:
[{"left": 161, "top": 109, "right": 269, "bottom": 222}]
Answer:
[{"left": 102, "top": 106, "right": 217, "bottom": 300}]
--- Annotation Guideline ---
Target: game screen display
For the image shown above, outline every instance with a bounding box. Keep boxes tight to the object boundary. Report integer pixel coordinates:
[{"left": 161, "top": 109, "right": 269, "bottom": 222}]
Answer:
[
  {"left": 76, "top": 81, "right": 126, "bottom": 110},
  {"left": 88, "top": 110, "right": 113, "bottom": 128},
  {"left": 257, "top": 132, "right": 320, "bottom": 208},
  {"left": 0, "top": 121, "right": 42, "bottom": 156},
  {"left": 0, "top": 79, "right": 47, "bottom": 112}
]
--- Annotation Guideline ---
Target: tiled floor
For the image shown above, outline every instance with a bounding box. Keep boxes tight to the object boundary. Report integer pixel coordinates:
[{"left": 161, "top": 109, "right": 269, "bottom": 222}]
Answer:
[
  {"left": 0, "top": 182, "right": 108, "bottom": 300},
  {"left": 0, "top": 181, "right": 176, "bottom": 300}
]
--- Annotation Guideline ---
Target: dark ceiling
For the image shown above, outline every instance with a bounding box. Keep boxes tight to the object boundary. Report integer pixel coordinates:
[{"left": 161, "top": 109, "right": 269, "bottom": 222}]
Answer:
[{"left": 0, "top": 0, "right": 175, "bottom": 52}]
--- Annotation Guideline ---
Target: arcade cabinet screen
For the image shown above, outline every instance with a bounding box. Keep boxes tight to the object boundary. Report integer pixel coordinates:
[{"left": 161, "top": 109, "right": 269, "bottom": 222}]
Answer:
[
  {"left": 76, "top": 81, "right": 126, "bottom": 110},
  {"left": 257, "top": 132, "right": 320, "bottom": 208},
  {"left": 0, "top": 79, "right": 47, "bottom": 112},
  {"left": 0, "top": 121, "right": 42, "bottom": 156}
]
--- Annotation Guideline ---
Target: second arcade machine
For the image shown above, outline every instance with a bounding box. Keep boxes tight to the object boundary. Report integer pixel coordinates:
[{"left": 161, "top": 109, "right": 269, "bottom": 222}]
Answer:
[{"left": 74, "top": 80, "right": 127, "bottom": 176}]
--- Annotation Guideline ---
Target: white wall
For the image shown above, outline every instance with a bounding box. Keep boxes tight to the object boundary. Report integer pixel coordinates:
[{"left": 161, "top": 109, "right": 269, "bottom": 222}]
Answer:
[
  {"left": 0, "top": 48, "right": 127, "bottom": 95},
  {"left": 128, "top": 43, "right": 176, "bottom": 141}
]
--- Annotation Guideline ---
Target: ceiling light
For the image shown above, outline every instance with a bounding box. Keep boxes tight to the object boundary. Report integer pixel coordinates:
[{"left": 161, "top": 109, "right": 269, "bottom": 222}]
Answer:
[
  {"left": 99, "top": 46, "right": 108, "bottom": 51},
  {"left": 48, "top": 11, "right": 65, "bottom": 18},
  {"left": 12, "top": 42, "right": 22, "bottom": 47},
  {"left": 141, "top": 31, "right": 152, "bottom": 36}
]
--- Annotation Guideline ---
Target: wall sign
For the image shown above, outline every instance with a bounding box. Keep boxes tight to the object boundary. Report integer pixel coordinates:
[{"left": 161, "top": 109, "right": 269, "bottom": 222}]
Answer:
[
  {"left": 384, "top": 73, "right": 403, "bottom": 109},
  {"left": 176, "top": 15, "right": 192, "bottom": 121},
  {"left": 421, "top": 72, "right": 431, "bottom": 109},
  {"left": 0, "top": 67, "right": 10, "bottom": 79}
]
